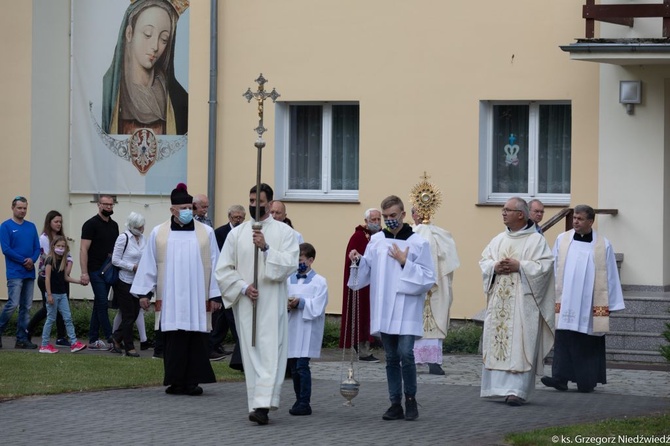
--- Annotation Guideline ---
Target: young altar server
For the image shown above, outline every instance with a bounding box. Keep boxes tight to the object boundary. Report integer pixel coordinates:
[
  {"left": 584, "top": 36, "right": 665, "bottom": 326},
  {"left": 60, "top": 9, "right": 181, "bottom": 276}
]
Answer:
[{"left": 286, "top": 242, "right": 328, "bottom": 416}]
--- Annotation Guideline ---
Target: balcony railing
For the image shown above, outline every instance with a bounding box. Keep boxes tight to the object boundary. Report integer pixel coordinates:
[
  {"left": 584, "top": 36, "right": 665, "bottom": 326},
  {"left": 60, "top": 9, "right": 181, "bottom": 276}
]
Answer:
[
  {"left": 583, "top": 0, "right": 670, "bottom": 38},
  {"left": 541, "top": 207, "right": 618, "bottom": 233}
]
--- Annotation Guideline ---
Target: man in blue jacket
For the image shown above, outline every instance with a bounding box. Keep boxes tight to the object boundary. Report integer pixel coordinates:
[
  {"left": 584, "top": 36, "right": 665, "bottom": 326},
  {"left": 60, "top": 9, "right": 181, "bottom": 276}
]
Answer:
[{"left": 0, "top": 196, "right": 41, "bottom": 349}]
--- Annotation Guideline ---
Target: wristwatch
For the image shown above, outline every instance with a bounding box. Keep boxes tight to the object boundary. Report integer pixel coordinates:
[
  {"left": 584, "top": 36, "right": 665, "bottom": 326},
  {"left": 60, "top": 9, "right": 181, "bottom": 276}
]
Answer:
[{"left": 261, "top": 243, "right": 269, "bottom": 252}]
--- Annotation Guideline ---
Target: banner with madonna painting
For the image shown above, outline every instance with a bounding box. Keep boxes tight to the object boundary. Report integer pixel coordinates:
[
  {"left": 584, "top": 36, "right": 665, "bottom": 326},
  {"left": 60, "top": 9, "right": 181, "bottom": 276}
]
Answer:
[{"left": 70, "top": 0, "right": 189, "bottom": 194}]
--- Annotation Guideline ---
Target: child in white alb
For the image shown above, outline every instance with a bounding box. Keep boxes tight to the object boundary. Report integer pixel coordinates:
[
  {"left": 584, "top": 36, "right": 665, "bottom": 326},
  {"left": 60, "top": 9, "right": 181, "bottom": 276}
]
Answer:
[{"left": 286, "top": 242, "right": 328, "bottom": 416}]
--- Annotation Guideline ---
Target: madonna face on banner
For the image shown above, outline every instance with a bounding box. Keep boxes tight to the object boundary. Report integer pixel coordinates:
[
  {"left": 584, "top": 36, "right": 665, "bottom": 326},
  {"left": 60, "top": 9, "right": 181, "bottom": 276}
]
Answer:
[{"left": 70, "top": 0, "right": 189, "bottom": 194}]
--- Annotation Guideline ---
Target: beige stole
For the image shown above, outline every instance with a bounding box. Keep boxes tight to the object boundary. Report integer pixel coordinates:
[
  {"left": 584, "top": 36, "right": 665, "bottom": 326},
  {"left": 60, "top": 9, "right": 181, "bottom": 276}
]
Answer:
[
  {"left": 555, "top": 229, "right": 610, "bottom": 332},
  {"left": 153, "top": 220, "right": 213, "bottom": 330}
]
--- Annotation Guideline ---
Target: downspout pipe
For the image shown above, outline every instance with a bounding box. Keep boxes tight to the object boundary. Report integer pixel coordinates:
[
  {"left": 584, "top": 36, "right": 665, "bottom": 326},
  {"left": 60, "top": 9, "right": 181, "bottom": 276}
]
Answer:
[{"left": 207, "top": 0, "right": 218, "bottom": 224}]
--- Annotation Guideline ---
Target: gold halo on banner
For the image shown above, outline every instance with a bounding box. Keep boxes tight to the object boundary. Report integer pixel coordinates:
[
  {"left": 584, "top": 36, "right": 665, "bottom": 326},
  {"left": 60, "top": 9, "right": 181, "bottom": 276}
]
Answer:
[{"left": 409, "top": 172, "right": 442, "bottom": 224}]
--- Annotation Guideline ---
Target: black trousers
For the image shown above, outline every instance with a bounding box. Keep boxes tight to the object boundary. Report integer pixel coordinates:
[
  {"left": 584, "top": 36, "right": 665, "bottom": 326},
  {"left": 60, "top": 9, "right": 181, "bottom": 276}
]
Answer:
[
  {"left": 208, "top": 307, "right": 238, "bottom": 351},
  {"left": 112, "top": 280, "right": 140, "bottom": 351}
]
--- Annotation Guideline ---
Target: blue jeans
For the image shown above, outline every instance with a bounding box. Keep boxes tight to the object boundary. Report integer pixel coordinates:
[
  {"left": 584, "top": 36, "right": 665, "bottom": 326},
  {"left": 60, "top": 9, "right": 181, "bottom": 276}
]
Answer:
[
  {"left": 88, "top": 270, "right": 112, "bottom": 343},
  {"left": 380, "top": 333, "right": 417, "bottom": 403},
  {"left": 0, "top": 278, "right": 35, "bottom": 342},
  {"left": 288, "top": 357, "right": 312, "bottom": 405},
  {"left": 42, "top": 293, "right": 76, "bottom": 347}
]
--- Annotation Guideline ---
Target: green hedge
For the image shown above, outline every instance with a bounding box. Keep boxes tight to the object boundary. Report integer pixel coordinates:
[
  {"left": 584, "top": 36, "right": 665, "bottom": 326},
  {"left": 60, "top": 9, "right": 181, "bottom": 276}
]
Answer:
[
  {"left": 2, "top": 300, "right": 157, "bottom": 342},
  {"left": 3, "top": 301, "right": 484, "bottom": 354}
]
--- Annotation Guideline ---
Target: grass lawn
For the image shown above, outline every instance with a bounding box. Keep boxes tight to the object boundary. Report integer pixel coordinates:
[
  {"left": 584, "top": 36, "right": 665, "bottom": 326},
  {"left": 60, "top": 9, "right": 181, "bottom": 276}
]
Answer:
[
  {"left": 505, "top": 413, "right": 670, "bottom": 445},
  {"left": 0, "top": 351, "right": 243, "bottom": 401}
]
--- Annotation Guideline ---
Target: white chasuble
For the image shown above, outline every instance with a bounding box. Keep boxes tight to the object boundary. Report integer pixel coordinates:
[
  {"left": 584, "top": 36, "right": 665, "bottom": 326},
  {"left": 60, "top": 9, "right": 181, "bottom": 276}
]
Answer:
[
  {"left": 479, "top": 225, "right": 555, "bottom": 375},
  {"left": 413, "top": 224, "right": 460, "bottom": 339},
  {"left": 349, "top": 231, "right": 435, "bottom": 337},
  {"left": 215, "top": 218, "right": 299, "bottom": 412}
]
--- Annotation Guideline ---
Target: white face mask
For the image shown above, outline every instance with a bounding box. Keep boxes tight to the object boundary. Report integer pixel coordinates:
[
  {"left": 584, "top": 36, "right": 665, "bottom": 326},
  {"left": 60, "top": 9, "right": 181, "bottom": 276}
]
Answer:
[{"left": 129, "top": 227, "right": 143, "bottom": 236}]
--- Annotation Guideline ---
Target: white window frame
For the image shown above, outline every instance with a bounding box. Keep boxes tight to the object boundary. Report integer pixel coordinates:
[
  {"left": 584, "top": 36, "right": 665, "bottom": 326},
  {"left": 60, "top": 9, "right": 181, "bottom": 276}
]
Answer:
[
  {"left": 478, "top": 100, "right": 571, "bottom": 205},
  {"left": 275, "top": 101, "right": 359, "bottom": 202}
]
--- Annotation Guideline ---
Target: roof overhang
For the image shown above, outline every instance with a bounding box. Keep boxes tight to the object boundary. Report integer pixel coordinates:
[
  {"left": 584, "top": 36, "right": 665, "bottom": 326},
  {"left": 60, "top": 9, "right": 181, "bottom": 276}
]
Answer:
[{"left": 560, "top": 39, "right": 670, "bottom": 65}]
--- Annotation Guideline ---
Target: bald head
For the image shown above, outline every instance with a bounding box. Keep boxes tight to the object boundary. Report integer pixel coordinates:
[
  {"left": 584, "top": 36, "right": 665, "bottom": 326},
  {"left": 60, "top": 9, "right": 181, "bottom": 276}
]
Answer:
[
  {"left": 193, "top": 194, "right": 209, "bottom": 218},
  {"left": 269, "top": 200, "right": 287, "bottom": 222}
]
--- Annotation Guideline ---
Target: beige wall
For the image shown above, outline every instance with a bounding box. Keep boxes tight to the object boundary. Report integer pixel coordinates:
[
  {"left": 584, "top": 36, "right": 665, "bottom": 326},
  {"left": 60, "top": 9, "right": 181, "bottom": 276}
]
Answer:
[
  {"left": 2, "top": 1, "right": 610, "bottom": 314},
  {"left": 598, "top": 64, "right": 670, "bottom": 287},
  {"left": 0, "top": 0, "right": 33, "bottom": 201},
  {"left": 208, "top": 0, "right": 601, "bottom": 316}
]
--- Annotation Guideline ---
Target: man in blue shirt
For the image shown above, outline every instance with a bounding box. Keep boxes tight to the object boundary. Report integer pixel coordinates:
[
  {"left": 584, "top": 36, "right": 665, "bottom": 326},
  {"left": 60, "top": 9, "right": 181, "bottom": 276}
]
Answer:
[{"left": 0, "top": 196, "right": 41, "bottom": 349}]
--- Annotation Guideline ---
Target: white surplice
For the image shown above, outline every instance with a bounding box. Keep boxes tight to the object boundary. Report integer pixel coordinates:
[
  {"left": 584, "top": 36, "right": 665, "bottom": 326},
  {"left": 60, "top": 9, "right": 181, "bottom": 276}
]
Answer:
[
  {"left": 553, "top": 230, "right": 625, "bottom": 335},
  {"left": 215, "top": 217, "right": 299, "bottom": 412},
  {"left": 349, "top": 231, "right": 435, "bottom": 337},
  {"left": 287, "top": 270, "right": 328, "bottom": 359},
  {"left": 130, "top": 221, "right": 220, "bottom": 333},
  {"left": 479, "top": 224, "right": 555, "bottom": 401}
]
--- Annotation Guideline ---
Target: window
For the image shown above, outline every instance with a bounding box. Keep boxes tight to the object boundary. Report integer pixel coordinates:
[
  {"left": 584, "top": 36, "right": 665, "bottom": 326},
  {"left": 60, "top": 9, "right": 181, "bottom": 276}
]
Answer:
[
  {"left": 275, "top": 102, "right": 359, "bottom": 201},
  {"left": 478, "top": 101, "right": 571, "bottom": 205}
]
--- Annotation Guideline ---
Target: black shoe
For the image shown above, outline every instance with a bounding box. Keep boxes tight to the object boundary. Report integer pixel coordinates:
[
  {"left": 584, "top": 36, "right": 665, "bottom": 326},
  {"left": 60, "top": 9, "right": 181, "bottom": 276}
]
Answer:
[
  {"left": 382, "top": 403, "right": 404, "bottom": 420},
  {"left": 249, "top": 408, "right": 269, "bottom": 425},
  {"left": 124, "top": 350, "right": 140, "bottom": 358},
  {"left": 289, "top": 403, "right": 312, "bottom": 416},
  {"left": 577, "top": 385, "right": 595, "bottom": 393},
  {"left": 140, "top": 340, "right": 154, "bottom": 350},
  {"left": 359, "top": 354, "right": 380, "bottom": 363},
  {"left": 541, "top": 376, "right": 568, "bottom": 392},
  {"left": 55, "top": 338, "right": 71, "bottom": 348},
  {"left": 165, "top": 385, "right": 185, "bottom": 395},
  {"left": 209, "top": 351, "right": 226, "bottom": 361},
  {"left": 0, "top": 337, "right": 3, "bottom": 348},
  {"left": 152, "top": 351, "right": 164, "bottom": 359},
  {"left": 505, "top": 395, "right": 525, "bottom": 406},
  {"left": 186, "top": 385, "right": 203, "bottom": 396},
  {"left": 428, "top": 363, "right": 445, "bottom": 375},
  {"left": 405, "top": 396, "right": 419, "bottom": 420},
  {"left": 15, "top": 340, "right": 38, "bottom": 349}
]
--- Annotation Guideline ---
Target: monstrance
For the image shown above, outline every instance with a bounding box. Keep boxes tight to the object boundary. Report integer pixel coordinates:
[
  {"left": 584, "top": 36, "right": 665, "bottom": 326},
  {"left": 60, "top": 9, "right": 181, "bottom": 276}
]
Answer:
[{"left": 409, "top": 171, "right": 442, "bottom": 224}]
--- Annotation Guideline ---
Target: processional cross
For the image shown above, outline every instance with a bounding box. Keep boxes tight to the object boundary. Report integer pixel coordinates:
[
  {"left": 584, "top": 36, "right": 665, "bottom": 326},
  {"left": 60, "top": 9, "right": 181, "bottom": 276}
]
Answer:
[{"left": 243, "top": 74, "right": 280, "bottom": 347}]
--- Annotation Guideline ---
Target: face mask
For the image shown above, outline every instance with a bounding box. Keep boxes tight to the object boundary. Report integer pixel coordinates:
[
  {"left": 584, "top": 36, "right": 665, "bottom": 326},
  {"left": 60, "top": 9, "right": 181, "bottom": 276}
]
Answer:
[
  {"left": 248, "top": 206, "right": 266, "bottom": 220},
  {"left": 54, "top": 248, "right": 65, "bottom": 256},
  {"left": 101, "top": 210, "right": 114, "bottom": 217},
  {"left": 178, "top": 209, "right": 193, "bottom": 224},
  {"left": 297, "top": 262, "right": 308, "bottom": 274},
  {"left": 130, "top": 227, "right": 143, "bottom": 236},
  {"left": 367, "top": 223, "right": 381, "bottom": 233},
  {"left": 384, "top": 219, "right": 400, "bottom": 230}
]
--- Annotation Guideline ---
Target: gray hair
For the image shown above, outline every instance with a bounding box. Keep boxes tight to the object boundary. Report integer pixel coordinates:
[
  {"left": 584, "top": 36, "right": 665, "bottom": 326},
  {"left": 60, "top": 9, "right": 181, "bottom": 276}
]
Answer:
[
  {"left": 509, "top": 197, "right": 530, "bottom": 220},
  {"left": 126, "top": 212, "right": 145, "bottom": 230},
  {"left": 574, "top": 204, "right": 595, "bottom": 221},
  {"left": 528, "top": 199, "right": 543, "bottom": 208},
  {"left": 364, "top": 208, "right": 380, "bottom": 220},
  {"left": 228, "top": 204, "right": 245, "bottom": 216}
]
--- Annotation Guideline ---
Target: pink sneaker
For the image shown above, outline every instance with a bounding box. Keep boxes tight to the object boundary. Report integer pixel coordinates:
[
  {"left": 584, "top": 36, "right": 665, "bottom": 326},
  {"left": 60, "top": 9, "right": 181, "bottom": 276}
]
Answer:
[
  {"left": 70, "top": 341, "right": 87, "bottom": 353},
  {"left": 39, "top": 344, "right": 59, "bottom": 354}
]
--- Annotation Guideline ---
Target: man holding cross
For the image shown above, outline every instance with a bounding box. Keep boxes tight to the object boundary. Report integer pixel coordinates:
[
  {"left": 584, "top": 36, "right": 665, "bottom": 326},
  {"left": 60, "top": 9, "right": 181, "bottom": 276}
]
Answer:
[{"left": 215, "top": 183, "right": 299, "bottom": 425}]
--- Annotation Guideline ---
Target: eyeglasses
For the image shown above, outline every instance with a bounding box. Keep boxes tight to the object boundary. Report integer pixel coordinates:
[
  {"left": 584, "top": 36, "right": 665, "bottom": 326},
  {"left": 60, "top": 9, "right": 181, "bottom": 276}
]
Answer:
[
  {"left": 99, "top": 202, "right": 115, "bottom": 207},
  {"left": 501, "top": 208, "right": 522, "bottom": 214}
]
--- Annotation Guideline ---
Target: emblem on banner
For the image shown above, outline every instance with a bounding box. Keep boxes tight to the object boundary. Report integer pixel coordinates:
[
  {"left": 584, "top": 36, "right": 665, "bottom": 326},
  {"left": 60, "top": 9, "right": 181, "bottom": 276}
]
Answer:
[{"left": 129, "top": 129, "right": 158, "bottom": 174}]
